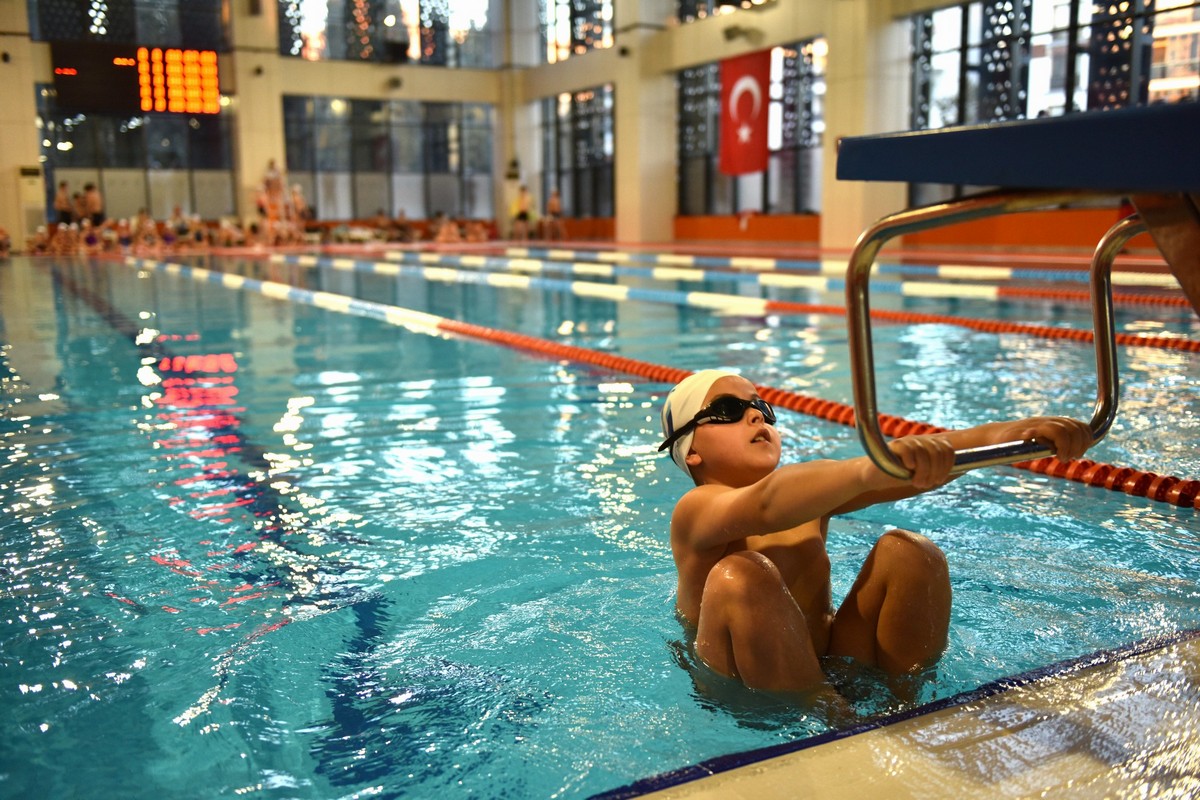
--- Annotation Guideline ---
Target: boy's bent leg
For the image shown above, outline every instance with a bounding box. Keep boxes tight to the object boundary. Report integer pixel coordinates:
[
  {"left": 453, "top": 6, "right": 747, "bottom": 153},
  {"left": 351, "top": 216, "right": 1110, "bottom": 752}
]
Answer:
[
  {"left": 828, "top": 529, "right": 951, "bottom": 675},
  {"left": 694, "top": 551, "right": 826, "bottom": 692}
]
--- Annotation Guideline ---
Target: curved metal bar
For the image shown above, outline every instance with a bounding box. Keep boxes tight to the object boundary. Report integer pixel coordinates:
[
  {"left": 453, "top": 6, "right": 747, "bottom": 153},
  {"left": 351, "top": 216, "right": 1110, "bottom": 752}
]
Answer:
[
  {"left": 1088, "top": 214, "right": 1142, "bottom": 443},
  {"left": 845, "top": 190, "right": 1133, "bottom": 479}
]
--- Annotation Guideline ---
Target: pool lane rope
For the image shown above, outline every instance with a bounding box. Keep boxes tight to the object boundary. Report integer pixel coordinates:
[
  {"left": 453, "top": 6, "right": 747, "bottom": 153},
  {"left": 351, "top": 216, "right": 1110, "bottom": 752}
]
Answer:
[
  {"left": 124, "top": 256, "right": 1199, "bottom": 509},
  {"left": 273, "top": 252, "right": 1200, "bottom": 354},
  {"left": 503, "top": 245, "right": 1190, "bottom": 304},
  {"left": 431, "top": 248, "right": 1191, "bottom": 310}
]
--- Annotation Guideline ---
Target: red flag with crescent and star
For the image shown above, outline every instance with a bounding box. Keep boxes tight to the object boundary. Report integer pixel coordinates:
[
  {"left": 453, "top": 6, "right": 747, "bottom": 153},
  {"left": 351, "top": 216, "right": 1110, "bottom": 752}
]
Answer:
[{"left": 719, "top": 49, "right": 772, "bottom": 176}]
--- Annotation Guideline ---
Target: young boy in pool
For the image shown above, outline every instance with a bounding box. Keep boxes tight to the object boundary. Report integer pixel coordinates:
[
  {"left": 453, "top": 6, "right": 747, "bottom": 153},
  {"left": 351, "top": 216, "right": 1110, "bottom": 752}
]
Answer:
[{"left": 659, "top": 369, "right": 1094, "bottom": 695}]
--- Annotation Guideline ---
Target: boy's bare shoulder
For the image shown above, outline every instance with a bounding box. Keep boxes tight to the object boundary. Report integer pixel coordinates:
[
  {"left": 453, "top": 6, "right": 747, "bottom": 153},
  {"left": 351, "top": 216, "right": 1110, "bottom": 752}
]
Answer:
[{"left": 670, "top": 483, "right": 734, "bottom": 543}]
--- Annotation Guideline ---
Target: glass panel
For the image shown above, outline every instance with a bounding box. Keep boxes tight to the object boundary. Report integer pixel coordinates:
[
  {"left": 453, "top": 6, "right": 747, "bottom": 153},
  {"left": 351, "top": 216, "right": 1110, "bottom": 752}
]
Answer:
[
  {"left": 427, "top": 173, "right": 459, "bottom": 216},
  {"left": 1147, "top": 5, "right": 1200, "bottom": 103},
  {"left": 594, "top": 163, "right": 613, "bottom": 217},
  {"left": 284, "top": 99, "right": 316, "bottom": 173},
  {"left": 575, "top": 167, "right": 594, "bottom": 216},
  {"left": 353, "top": 173, "right": 389, "bottom": 218},
  {"left": 313, "top": 100, "right": 353, "bottom": 168},
  {"left": 1072, "top": 31, "right": 1091, "bottom": 112},
  {"left": 316, "top": 172, "right": 353, "bottom": 219},
  {"left": 391, "top": 173, "right": 425, "bottom": 219},
  {"left": 314, "top": 123, "right": 351, "bottom": 171},
  {"left": 145, "top": 116, "right": 190, "bottom": 170},
  {"left": 679, "top": 156, "right": 707, "bottom": 216},
  {"left": 1027, "top": 30, "right": 1064, "bottom": 116},
  {"left": 390, "top": 123, "right": 425, "bottom": 173},
  {"left": 933, "top": 5, "right": 965, "bottom": 51},
  {"left": 710, "top": 165, "right": 733, "bottom": 216},
  {"left": 462, "top": 127, "right": 493, "bottom": 173},
  {"left": 192, "top": 169, "right": 235, "bottom": 219},
  {"left": 928, "top": 50, "right": 963, "bottom": 127},
  {"left": 351, "top": 100, "right": 390, "bottom": 172},
  {"left": 558, "top": 172, "right": 573, "bottom": 217},
  {"left": 768, "top": 151, "right": 793, "bottom": 214},
  {"left": 735, "top": 172, "right": 763, "bottom": 214},
  {"left": 464, "top": 174, "right": 493, "bottom": 219},
  {"left": 800, "top": 145, "right": 821, "bottom": 213},
  {"left": 147, "top": 169, "right": 189, "bottom": 219},
  {"left": 102, "top": 168, "right": 149, "bottom": 221},
  {"left": 189, "top": 115, "right": 232, "bottom": 169},
  {"left": 424, "top": 104, "right": 460, "bottom": 173},
  {"left": 31, "top": 0, "right": 226, "bottom": 48},
  {"left": 98, "top": 116, "right": 146, "bottom": 169},
  {"left": 45, "top": 113, "right": 102, "bottom": 169}
]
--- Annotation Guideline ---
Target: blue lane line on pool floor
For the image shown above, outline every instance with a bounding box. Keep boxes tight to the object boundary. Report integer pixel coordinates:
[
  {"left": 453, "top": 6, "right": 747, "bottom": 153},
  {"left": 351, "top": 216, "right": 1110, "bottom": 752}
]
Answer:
[{"left": 52, "top": 260, "right": 397, "bottom": 765}]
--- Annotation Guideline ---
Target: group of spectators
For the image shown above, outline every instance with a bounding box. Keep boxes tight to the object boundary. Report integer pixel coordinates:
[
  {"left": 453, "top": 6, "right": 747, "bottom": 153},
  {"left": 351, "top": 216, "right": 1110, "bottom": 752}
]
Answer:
[
  {"left": 28, "top": 207, "right": 221, "bottom": 257},
  {"left": 1, "top": 164, "right": 568, "bottom": 259},
  {"left": 53, "top": 180, "right": 106, "bottom": 227}
]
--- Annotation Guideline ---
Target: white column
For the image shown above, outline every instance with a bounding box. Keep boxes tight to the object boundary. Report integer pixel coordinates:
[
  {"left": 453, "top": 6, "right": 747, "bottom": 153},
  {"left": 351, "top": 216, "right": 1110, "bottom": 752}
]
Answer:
[
  {"left": 0, "top": 0, "right": 47, "bottom": 250},
  {"left": 613, "top": 0, "right": 677, "bottom": 243},
  {"left": 226, "top": 1, "right": 287, "bottom": 222},
  {"left": 819, "top": 0, "right": 911, "bottom": 253}
]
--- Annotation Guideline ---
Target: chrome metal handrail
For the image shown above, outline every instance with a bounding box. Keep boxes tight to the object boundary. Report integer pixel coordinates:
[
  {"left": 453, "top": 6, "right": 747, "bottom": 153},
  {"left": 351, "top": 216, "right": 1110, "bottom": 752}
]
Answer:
[{"left": 845, "top": 190, "right": 1135, "bottom": 479}]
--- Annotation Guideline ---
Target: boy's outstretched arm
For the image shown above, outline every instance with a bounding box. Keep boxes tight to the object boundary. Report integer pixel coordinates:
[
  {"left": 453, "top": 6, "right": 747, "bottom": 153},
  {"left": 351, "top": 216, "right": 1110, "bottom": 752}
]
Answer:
[
  {"left": 674, "top": 416, "right": 1095, "bottom": 550},
  {"left": 674, "top": 454, "right": 925, "bottom": 551},
  {"left": 830, "top": 415, "right": 1095, "bottom": 514}
]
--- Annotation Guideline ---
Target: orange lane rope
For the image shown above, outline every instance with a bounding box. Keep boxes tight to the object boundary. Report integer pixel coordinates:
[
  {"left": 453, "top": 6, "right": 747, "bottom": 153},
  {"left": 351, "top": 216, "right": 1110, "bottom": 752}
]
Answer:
[
  {"left": 997, "top": 285, "right": 1194, "bottom": 309},
  {"left": 763, "top": 299, "right": 1200, "bottom": 353},
  {"left": 438, "top": 318, "right": 1199, "bottom": 510},
  {"left": 117, "top": 255, "right": 1199, "bottom": 510}
]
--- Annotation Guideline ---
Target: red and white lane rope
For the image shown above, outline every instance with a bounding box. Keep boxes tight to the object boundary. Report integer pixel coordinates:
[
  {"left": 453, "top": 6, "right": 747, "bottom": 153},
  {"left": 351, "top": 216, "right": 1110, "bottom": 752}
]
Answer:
[{"left": 124, "top": 256, "right": 1200, "bottom": 509}]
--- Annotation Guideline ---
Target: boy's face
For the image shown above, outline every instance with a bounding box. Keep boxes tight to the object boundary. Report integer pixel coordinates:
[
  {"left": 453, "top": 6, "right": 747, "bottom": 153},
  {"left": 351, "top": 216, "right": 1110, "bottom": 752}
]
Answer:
[{"left": 687, "top": 376, "right": 781, "bottom": 485}]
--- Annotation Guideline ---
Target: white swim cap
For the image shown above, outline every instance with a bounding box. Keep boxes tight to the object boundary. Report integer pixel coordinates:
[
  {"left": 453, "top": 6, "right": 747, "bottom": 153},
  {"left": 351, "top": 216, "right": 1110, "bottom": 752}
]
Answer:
[{"left": 660, "top": 369, "right": 739, "bottom": 476}]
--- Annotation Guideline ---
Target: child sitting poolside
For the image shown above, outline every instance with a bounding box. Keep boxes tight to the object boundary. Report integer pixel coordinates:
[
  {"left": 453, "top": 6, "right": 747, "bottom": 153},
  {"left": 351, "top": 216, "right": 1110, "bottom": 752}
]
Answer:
[{"left": 659, "top": 369, "right": 1093, "bottom": 697}]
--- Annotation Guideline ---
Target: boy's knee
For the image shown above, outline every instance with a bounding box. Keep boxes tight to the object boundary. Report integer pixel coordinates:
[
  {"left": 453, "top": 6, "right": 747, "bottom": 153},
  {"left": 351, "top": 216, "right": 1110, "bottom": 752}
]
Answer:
[
  {"left": 878, "top": 529, "right": 949, "bottom": 576},
  {"left": 704, "top": 551, "right": 786, "bottom": 603}
]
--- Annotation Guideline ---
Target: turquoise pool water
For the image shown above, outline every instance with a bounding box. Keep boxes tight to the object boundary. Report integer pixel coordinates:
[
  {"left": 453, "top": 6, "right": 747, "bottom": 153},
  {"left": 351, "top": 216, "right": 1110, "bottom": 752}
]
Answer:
[{"left": 1, "top": 254, "right": 1198, "bottom": 798}]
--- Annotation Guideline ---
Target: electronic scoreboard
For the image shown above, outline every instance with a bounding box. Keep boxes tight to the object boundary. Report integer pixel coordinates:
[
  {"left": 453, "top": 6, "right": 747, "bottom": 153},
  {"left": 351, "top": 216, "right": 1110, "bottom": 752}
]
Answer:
[{"left": 51, "top": 41, "right": 220, "bottom": 114}]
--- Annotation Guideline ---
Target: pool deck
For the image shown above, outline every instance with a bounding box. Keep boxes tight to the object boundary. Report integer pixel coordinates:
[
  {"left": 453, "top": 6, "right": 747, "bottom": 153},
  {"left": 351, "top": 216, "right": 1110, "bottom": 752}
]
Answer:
[{"left": 637, "top": 632, "right": 1200, "bottom": 799}]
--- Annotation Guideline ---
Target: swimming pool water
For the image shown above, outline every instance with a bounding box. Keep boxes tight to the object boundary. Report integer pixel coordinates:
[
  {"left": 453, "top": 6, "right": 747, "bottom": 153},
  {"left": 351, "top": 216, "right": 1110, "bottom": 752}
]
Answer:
[{"left": 1, "top": 255, "right": 1198, "bottom": 798}]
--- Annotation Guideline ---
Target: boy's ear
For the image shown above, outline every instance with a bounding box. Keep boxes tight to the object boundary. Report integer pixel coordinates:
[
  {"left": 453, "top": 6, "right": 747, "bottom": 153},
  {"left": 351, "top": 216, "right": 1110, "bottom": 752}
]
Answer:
[{"left": 685, "top": 450, "right": 702, "bottom": 469}]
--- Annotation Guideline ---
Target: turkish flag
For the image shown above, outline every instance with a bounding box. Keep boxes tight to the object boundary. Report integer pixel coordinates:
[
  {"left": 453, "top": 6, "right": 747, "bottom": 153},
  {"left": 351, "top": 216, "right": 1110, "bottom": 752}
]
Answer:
[{"left": 719, "top": 50, "right": 771, "bottom": 176}]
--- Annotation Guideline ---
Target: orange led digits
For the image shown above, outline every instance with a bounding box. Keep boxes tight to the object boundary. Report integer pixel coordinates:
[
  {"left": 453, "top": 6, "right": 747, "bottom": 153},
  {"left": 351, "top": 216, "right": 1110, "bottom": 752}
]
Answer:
[{"left": 135, "top": 47, "right": 220, "bottom": 114}]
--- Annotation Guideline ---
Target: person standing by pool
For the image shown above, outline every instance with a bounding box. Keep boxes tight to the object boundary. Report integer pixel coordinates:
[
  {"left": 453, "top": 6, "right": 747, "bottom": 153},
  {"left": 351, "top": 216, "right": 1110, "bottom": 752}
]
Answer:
[
  {"left": 544, "top": 188, "right": 566, "bottom": 240},
  {"left": 659, "top": 369, "right": 1094, "bottom": 697},
  {"left": 512, "top": 185, "right": 532, "bottom": 241},
  {"left": 83, "top": 182, "right": 105, "bottom": 226},
  {"left": 53, "top": 180, "right": 73, "bottom": 225}
]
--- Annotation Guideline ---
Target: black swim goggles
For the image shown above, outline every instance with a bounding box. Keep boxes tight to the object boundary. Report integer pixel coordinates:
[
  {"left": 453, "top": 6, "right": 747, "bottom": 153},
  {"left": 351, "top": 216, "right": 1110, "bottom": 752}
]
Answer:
[{"left": 658, "top": 395, "right": 776, "bottom": 453}]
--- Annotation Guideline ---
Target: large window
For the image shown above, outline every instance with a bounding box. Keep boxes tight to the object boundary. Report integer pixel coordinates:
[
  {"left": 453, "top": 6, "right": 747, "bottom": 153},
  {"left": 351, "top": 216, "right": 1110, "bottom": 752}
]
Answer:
[
  {"left": 539, "top": 85, "right": 615, "bottom": 218},
  {"left": 28, "top": 0, "right": 227, "bottom": 48},
  {"left": 539, "top": 0, "right": 613, "bottom": 63},
  {"left": 37, "top": 91, "right": 235, "bottom": 221},
  {"left": 277, "top": 0, "right": 496, "bottom": 67},
  {"left": 675, "top": 0, "right": 772, "bottom": 23},
  {"left": 912, "top": 0, "right": 1200, "bottom": 130},
  {"left": 29, "top": 0, "right": 233, "bottom": 221},
  {"left": 910, "top": 0, "right": 1198, "bottom": 204},
  {"left": 676, "top": 40, "right": 826, "bottom": 216},
  {"left": 283, "top": 96, "right": 494, "bottom": 220}
]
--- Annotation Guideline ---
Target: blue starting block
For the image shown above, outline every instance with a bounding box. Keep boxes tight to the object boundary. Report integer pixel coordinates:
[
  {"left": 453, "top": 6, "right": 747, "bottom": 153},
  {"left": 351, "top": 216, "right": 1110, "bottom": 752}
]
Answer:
[{"left": 835, "top": 102, "right": 1200, "bottom": 479}]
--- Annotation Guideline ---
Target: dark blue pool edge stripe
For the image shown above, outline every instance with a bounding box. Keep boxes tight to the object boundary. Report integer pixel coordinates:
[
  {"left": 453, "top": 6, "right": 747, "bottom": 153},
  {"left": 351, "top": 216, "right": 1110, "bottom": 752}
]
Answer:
[{"left": 591, "top": 626, "right": 1200, "bottom": 799}]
